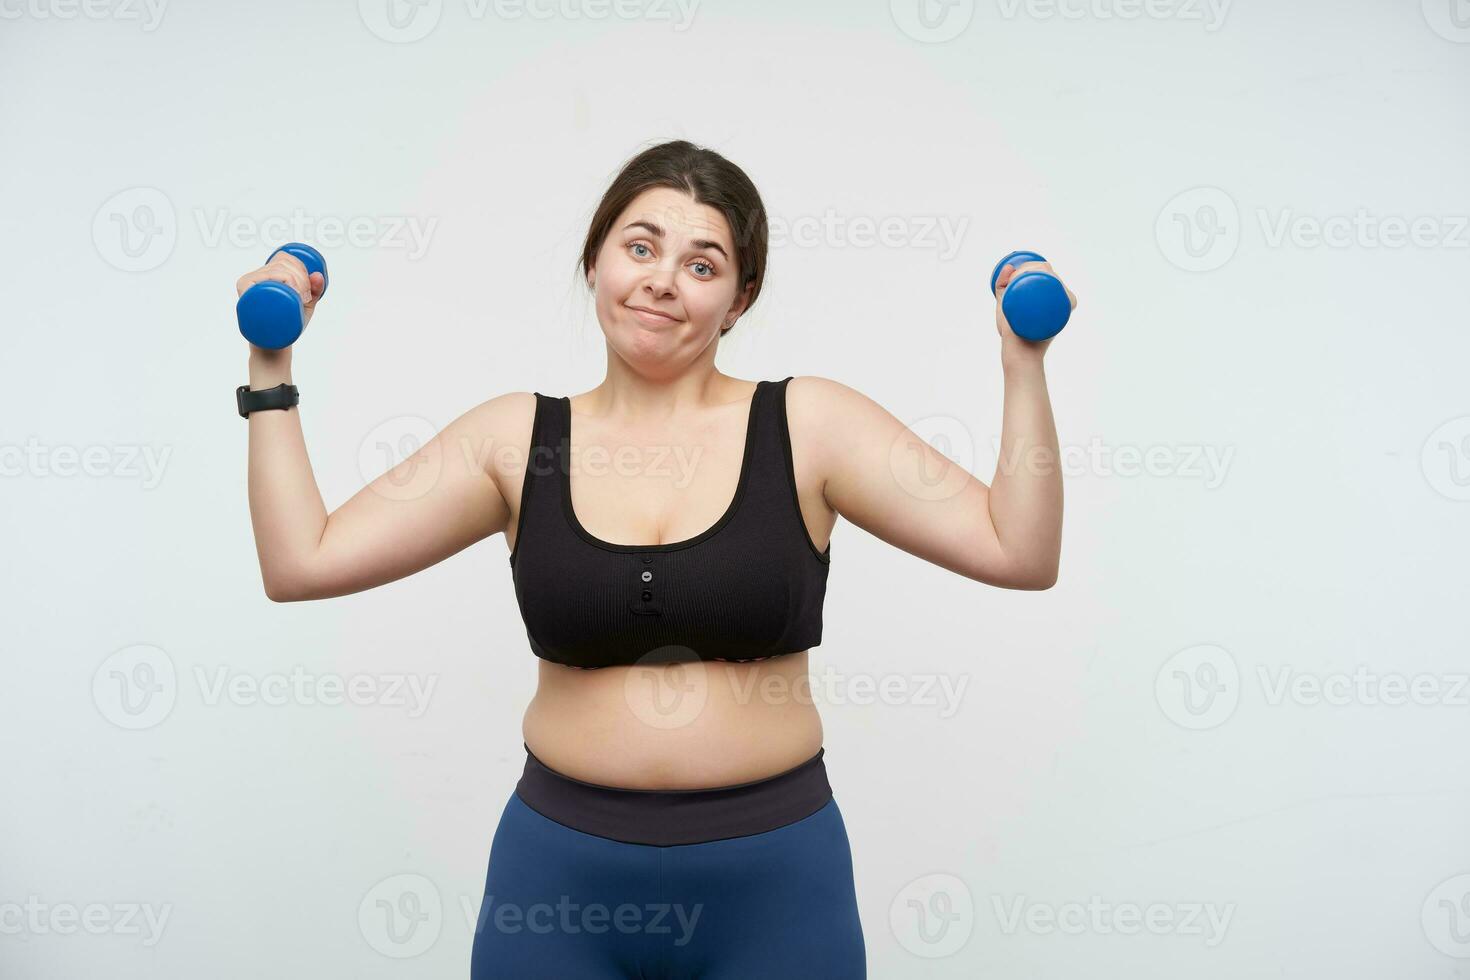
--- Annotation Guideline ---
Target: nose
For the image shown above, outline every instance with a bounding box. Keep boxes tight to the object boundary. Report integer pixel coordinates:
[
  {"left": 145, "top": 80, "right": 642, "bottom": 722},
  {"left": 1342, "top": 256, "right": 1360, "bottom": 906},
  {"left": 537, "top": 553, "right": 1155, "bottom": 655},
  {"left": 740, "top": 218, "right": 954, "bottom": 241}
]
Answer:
[{"left": 642, "top": 263, "right": 678, "bottom": 297}]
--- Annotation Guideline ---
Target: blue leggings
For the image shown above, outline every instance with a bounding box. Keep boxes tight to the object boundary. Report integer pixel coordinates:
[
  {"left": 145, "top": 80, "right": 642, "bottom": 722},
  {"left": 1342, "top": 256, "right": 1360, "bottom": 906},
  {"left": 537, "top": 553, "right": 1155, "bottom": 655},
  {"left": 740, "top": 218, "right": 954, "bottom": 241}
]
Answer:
[{"left": 469, "top": 763, "right": 866, "bottom": 977}]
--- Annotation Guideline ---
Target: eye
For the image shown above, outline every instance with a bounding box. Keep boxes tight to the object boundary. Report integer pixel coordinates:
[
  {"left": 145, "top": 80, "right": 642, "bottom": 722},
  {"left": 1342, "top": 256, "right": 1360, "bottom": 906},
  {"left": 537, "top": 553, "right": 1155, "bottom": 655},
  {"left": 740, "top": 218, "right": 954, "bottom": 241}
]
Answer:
[
  {"left": 691, "top": 259, "right": 715, "bottom": 278},
  {"left": 629, "top": 242, "right": 652, "bottom": 258}
]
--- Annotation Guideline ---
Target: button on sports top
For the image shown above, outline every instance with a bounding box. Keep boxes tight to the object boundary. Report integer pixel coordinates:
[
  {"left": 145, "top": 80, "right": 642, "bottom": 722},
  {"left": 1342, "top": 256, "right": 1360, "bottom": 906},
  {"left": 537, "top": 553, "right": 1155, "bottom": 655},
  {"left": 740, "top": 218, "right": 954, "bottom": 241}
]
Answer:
[{"left": 508, "top": 376, "right": 832, "bottom": 670}]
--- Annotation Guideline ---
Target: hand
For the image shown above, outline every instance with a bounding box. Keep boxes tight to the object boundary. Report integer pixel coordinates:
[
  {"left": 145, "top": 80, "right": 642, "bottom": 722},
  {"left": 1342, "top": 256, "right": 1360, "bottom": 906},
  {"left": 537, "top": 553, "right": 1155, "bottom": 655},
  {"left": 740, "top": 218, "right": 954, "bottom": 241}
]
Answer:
[
  {"left": 235, "top": 251, "right": 327, "bottom": 338},
  {"left": 993, "top": 259, "right": 1077, "bottom": 367}
]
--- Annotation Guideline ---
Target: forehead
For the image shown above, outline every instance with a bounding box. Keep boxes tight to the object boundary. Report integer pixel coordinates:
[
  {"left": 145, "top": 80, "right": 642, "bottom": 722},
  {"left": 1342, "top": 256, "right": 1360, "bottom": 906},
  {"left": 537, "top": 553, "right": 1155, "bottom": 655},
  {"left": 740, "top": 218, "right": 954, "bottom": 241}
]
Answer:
[{"left": 616, "top": 187, "right": 732, "bottom": 246}]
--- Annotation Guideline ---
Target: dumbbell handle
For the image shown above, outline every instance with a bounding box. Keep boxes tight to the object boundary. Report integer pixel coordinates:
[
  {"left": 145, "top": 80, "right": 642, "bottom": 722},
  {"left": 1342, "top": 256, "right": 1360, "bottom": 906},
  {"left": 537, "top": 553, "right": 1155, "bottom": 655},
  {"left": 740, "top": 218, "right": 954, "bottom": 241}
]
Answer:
[
  {"left": 990, "top": 249, "right": 1070, "bottom": 342},
  {"left": 236, "top": 243, "right": 328, "bottom": 351}
]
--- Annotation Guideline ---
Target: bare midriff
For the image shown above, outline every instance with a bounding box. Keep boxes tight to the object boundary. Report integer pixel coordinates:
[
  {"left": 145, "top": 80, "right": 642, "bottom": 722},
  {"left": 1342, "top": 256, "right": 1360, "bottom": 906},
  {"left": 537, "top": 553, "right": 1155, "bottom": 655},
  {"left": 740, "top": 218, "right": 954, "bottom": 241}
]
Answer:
[{"left": 521, "top": 652, "right": 825, "bottom": 790}]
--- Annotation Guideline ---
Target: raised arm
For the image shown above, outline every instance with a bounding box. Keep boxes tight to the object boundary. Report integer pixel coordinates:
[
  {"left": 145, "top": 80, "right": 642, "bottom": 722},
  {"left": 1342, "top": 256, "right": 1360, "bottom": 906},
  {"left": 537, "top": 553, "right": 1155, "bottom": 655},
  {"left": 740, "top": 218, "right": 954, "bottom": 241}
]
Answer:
[
  {"left": 236, "top": 252, "right": 522, "bottom": 601},
  {"left": 799, "top": 259, "right": 1073, "bottom": 590}
]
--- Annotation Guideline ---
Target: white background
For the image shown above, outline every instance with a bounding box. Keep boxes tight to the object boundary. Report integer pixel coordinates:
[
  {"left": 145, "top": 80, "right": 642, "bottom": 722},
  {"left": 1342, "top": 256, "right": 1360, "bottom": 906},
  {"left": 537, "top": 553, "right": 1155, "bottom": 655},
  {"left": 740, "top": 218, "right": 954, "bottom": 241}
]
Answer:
[{"left": 3, "top": 0, "right": 1469, "bottom": 976}]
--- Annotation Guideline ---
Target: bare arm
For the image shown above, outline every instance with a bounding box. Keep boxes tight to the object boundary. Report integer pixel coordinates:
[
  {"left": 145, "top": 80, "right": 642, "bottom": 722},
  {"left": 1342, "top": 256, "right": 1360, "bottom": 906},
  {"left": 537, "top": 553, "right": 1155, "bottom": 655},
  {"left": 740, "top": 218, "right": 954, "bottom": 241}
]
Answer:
[
  {"left": 246, "top": 353, "right": 524, "bottom": 601},
  {"left": 236, "top": 253, "right": 518, "bottom": 601},
  {"left": 802, "top": 259, "right": 1073, "bottom": 590}
]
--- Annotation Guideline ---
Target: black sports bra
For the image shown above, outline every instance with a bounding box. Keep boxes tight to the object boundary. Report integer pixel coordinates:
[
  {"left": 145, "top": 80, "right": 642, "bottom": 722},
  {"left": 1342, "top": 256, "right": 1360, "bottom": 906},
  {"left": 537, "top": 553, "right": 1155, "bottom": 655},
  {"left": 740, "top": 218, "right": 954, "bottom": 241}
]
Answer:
[{"left": 508, "top": 376, "right": 831, "bottom": 670}]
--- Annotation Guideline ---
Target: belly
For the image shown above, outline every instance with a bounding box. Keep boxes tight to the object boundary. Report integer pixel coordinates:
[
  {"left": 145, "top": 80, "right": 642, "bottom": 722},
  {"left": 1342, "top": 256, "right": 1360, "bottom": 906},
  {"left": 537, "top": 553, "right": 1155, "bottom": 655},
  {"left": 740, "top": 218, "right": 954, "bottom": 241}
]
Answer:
[{"left": 522, "top": 651, "right": 824, "bottom": 789}]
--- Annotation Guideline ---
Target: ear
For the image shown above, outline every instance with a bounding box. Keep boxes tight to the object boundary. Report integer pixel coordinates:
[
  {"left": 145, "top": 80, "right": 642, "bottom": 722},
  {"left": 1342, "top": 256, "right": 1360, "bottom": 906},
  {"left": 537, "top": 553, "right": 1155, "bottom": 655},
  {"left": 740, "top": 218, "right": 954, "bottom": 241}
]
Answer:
[
  {"left": 722, "top": 280, "right": 754, "bottom": 330},
  {"left": 585, "top": 264, "right": 596, "bottom": 290}
]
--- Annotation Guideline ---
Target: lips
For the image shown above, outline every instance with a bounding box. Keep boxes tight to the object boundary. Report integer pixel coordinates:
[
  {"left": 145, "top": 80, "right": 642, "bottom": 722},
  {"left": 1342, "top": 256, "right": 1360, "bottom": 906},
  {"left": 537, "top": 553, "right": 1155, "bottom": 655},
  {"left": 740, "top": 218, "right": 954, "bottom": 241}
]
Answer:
[{"left": 627, "top": 305, "right": 679, "bottom": 324}]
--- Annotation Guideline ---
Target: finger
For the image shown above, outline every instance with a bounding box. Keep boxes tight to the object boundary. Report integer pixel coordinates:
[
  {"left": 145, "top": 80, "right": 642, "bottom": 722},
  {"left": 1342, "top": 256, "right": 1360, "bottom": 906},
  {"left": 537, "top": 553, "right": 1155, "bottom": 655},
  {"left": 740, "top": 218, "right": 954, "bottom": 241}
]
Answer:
[
  {"left": 1008, "top": 260, "right": 1054, "bottom": 278},
  {"left": 264, "top": 253, "right": 312, "bottom": 300},
  {"left": 307, "top": 271, "right": 326, "bottom": 303}
]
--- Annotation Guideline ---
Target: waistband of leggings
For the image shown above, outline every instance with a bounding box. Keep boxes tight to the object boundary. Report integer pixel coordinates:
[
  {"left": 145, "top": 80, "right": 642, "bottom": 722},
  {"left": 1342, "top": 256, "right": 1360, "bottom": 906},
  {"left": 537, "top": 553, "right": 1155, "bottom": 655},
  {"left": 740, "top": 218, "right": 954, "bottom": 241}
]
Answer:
[{"left": 513, "top": 743, "right": 834, "bottom": 847}]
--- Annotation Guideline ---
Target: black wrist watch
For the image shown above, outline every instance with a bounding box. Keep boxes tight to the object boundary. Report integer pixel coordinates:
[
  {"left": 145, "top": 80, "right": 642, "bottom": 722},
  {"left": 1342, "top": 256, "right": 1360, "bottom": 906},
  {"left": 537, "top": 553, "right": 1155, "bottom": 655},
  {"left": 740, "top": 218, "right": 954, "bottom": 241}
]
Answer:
[{"left": 237, "top": 382, "right": 299, "bottom": 418}]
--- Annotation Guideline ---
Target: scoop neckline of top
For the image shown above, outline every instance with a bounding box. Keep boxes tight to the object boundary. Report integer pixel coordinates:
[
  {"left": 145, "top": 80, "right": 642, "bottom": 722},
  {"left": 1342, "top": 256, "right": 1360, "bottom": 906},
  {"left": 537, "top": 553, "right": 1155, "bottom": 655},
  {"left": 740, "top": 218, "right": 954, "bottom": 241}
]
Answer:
[{"left": 557, "top": 380, "right": 766, "bottom": 554}]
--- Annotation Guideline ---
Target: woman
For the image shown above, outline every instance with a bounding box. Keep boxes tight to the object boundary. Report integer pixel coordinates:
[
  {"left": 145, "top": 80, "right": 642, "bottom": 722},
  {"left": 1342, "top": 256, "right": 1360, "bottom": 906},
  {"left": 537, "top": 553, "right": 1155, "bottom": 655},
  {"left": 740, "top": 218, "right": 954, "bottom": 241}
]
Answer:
[{"left": 236, "top": 140, "right": 1070, "bottom": 978}]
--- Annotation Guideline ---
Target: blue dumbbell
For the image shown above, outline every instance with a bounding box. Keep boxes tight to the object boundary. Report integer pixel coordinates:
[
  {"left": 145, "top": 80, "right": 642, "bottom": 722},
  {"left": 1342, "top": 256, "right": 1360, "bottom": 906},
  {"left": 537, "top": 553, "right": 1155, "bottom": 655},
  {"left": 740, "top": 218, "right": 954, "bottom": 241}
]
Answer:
[
  {"left": 236, "top": 243, "right": 328, "bottom": 350},
  {"left": 990, "top": 250, "right": 1070, "bottom": 342}
]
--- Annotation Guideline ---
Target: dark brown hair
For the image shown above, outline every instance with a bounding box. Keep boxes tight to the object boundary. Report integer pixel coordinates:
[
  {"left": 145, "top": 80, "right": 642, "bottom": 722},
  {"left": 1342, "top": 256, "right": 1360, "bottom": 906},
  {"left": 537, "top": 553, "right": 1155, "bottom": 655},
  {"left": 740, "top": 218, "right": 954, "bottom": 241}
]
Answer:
[{"left": 578, "top": 140, "right": 768, "bottom": 337}]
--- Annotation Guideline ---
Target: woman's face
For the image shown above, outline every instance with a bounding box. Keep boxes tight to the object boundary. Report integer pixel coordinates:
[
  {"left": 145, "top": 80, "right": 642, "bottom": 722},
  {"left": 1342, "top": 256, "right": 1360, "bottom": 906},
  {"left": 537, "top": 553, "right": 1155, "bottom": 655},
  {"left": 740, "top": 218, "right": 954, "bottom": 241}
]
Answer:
[{"left": 587, "top": 186, "right": 750, "bottom": 363}]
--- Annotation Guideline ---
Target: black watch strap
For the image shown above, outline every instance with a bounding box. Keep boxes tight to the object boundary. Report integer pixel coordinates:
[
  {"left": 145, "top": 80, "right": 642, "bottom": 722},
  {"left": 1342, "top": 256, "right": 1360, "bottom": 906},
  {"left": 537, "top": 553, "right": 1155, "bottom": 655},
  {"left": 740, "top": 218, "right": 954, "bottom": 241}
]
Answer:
[{"left": 237, "top": 382, "right": 299, "bottom": 418}]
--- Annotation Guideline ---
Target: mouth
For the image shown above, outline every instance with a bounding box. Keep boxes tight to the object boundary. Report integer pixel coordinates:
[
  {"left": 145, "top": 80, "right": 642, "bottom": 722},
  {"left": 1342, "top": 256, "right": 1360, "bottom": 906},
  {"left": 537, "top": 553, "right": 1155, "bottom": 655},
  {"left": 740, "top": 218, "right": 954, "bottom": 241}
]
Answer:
[{"left": 626, "top": 305, "right": 680, "bottom": 325}]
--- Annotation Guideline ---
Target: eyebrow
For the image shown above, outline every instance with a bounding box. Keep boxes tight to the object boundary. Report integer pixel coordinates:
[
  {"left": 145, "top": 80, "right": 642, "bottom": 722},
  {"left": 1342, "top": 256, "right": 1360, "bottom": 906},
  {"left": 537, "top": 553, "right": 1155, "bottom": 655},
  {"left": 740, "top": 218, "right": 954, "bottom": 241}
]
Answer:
[{"left": 622, "top": 220, "right": 729, "bottom": 261}]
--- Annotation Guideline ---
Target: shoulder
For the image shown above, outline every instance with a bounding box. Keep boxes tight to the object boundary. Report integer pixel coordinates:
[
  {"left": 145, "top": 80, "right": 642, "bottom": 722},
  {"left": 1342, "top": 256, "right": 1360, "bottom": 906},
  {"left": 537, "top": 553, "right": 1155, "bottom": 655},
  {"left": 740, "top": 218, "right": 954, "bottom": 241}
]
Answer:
[
  {"left": 783, "top": 374, "right": 890, "bottom": 429},
  {"left": 783, "top": 375, "right": 913, "bottom": 471},
  {"left": 443, "top": 390, "right": 541, "bottom": 490},
  {"left": 780, "top": 375, "right": 896, "bottom": 486}
]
